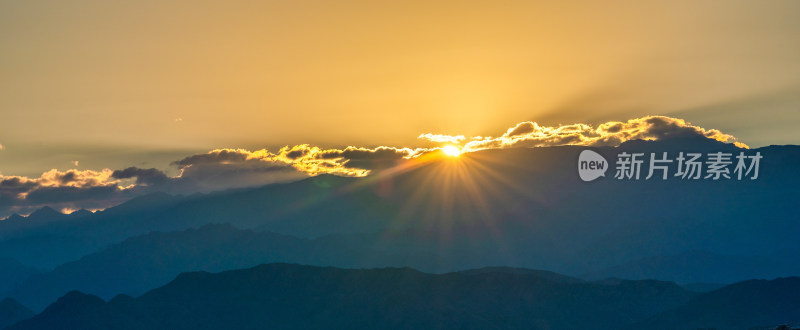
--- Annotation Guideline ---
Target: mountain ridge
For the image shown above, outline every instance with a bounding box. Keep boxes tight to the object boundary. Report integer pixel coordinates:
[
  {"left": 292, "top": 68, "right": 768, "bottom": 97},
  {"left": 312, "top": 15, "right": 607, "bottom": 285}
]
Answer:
[
  {"left": 10, "top": 263, "right": 800, "bottom": 330},
  {"left": 7, "top": 263, "right": 699, "bottom": 330}
]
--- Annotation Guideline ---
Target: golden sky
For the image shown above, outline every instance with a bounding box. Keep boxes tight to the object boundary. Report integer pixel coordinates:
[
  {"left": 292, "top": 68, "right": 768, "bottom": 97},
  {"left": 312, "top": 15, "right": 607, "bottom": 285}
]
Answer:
[{"left": 1, "top": 0, "right": 799, "bottom": 176}]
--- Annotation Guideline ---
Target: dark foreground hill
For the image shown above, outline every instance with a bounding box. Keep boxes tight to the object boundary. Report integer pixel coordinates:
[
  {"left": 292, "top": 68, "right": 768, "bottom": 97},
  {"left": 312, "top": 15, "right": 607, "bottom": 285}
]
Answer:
[
  {"left": 582, "top": 250, "right": 800, "bottom": 284},
  {"left": 0, "top": 298, "right": 32, "bottom": 329},
  {"left": 631, "top": 277, "right": 800, "bottom": 330},
  {"left": 10, "top": 264, "right": 800, "bottom": 330},
  {"left": 9, "top": 263, "right": 698, "bottom": 330}
]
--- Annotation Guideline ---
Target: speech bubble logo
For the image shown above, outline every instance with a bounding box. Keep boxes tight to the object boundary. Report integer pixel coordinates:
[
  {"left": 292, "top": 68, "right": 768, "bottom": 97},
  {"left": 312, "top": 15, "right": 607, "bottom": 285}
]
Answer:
[{"left": 578, "top": 150, "right": 608, "bottom": 182}]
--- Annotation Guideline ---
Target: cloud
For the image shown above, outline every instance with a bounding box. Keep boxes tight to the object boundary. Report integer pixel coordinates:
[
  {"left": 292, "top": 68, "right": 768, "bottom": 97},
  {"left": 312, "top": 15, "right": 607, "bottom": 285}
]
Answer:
[
  {"left": 417, "top": 116, "right": 748, "bottom": 152},
  {"left": 109, "top": 145, "right": 426, "bottom": 196},
  {"left": 168, "top": 149, "right": 307, "bottom": 192},
  {"left": 0, "top": 144, "right": 428, "bottom": 217},
  {"left": 418, "top": 133, "right": 466, "bottom": 144},
  {"left": 0, "top": 169, "right": 127, "bottom": 217},
  {"left": 171, "top": 148, "right": 253, "bottom": 167},
  {"left": 171, "top": 146, "right": 362, "bottom": 180},
  {"left": 112, "top": 167, "right": 171, "bottom": 186},
  {"left": 303, "top": 145, "right": 425, "bottom": 172},
  {"left": 36, "top": 169, "right": 117, "bottom": 188},
  {"left": 110, "top": 150, "right": 306, "bottom": 194},
  {"left": 0, "top": 115, "right": 747, "bottom": 218},
  {"left": 174, "top": 145, "right": 426, "bottom": 178},
  {"left": 24, "top": 185, "right": 120, "bottom": 205}
]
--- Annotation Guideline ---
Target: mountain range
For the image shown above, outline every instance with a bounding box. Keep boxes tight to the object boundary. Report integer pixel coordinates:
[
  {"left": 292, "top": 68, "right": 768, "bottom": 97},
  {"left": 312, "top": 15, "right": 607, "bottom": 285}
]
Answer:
[
  {"left": 0, "top": 137, "right": 797, "bottom": 324},
  {"left": 7, "top": 263, "right": 800, "bottom": 330}
]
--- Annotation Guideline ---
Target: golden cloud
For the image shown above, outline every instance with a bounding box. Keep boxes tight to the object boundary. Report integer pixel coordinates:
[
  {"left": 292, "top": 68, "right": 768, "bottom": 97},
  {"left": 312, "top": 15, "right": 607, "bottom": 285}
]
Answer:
[
  {"left": 1, "top": 168, "right": 119, "bottom": 191},
  {"left": 36, "top": 169, "right": 118, "bottom": 188},
  {"left": 417, "top": 116, "right": 748, "bottom": 152},
  {"left": 418, "top": 133, "right": 466, "bottom": 144},
  {"left": 0, "top": 169, "right": 125, "bottom": 216},
  {"left": 184, "top": 145, "right": 429, "bottom": 178}
]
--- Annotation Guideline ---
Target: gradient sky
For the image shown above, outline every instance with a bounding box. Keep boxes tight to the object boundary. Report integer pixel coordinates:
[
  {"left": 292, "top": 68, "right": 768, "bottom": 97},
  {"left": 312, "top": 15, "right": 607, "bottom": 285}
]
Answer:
[{"left": 1, "top": 0, "right": 800, "bottom": 177}]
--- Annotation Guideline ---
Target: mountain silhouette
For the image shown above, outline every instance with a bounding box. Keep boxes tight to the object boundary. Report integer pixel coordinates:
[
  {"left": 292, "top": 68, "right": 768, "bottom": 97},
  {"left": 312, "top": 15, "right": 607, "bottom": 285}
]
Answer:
[
  {"left": 631, "top": 277, "right": 800, "bottom": 330},
  {"left": 7, "top": 263, "right": 698, "bottom": 330},
  {"left": 583, "top": 250, "right": 800, "bottom": 284},
  {"left": 12, "top": 224, "right": 565, "bottom": 312},
  {"left": 8, "top": 224, "right": 440, "bottom": 311},
  {"left": 0, "top": 298, "right": 33, "bottom": 329}
]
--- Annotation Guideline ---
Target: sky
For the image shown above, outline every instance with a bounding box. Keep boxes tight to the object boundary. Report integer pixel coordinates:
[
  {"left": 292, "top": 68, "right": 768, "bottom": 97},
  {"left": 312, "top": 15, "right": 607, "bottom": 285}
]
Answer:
[{"left": 0, "top": 0, "right": 799, "bottom": 215}]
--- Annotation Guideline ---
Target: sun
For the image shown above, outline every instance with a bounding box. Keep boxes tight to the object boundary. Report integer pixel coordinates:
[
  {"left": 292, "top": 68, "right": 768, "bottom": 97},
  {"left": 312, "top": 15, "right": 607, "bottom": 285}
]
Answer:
[{"left": 441, "top": 145, "right": 461, "bottom": 157}]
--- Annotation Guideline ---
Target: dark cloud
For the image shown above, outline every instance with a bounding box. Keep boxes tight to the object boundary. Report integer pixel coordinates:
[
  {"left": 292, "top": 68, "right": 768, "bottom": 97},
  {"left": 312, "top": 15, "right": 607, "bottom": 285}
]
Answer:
[
  {"left": 112, "top": 167, "right": 170, "bottom": 186},
  {"left": 172, "top": 149, "right": 251, "bottom": 167},
  {"left": 285, "top": 149, "right": 309, "bottom": 160},
  {"left": 25, "top": 185, "right": 120, "bottom": 204},
  {"left": 0, "top": 177, "right": 38, "bottom": 193},
  {"left": 114, "top": 148, "right": 311, "bottom": 195},
  {"left": 325, "top": 147, "right": 416, "bottom": 170}
]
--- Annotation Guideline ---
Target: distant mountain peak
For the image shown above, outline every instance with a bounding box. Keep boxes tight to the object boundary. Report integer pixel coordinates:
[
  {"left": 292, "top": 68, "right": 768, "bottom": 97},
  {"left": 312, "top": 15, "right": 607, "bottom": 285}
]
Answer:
[
  {"left": 104, "top": 191, "right": 177, "bottom": 214},
  {"left": 0, "top": 297, "right": 34, "bottom": 329},
  {"left": 68, "top": 209, "right": 93, "bottom": 218},
  {"left": 4, "top": 214, "right": 25, "bottom": 222},
  {"left": 26, "top": 207, "right": 66, "bottom": 222},
  {"left": 0, "top": 297, "right": 27, "bottom": 307},
  {"left": 47, "top": 291, "right": 105, "bottom": 311},
  {"left": 29, "top": 206, "right": 60, "bottom": 216}
]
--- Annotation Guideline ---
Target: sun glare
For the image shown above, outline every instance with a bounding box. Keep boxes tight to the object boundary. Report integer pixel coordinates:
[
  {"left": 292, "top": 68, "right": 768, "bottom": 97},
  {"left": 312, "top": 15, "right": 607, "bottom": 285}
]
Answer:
[{"left": 442, "top": 146, "right": 461, "bottom": 157}]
